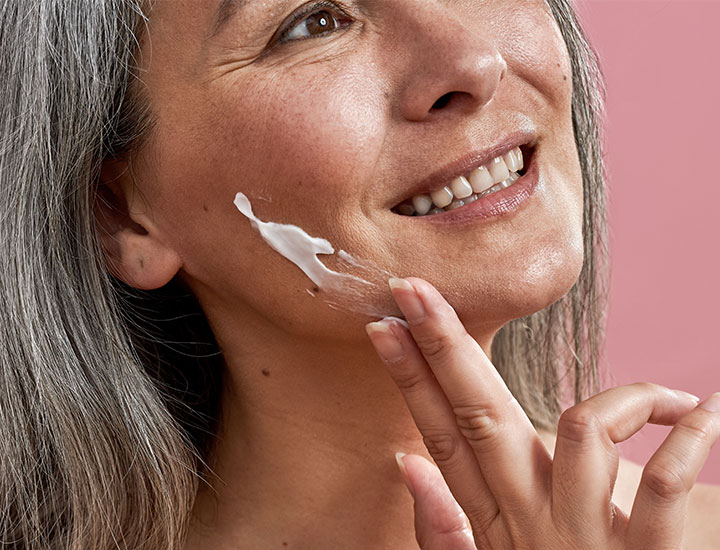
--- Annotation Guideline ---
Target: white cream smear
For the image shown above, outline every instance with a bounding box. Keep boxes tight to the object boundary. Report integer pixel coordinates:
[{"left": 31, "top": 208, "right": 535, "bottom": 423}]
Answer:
[{"left": 234, "top": 192, "right": 393, "bottom": 317}]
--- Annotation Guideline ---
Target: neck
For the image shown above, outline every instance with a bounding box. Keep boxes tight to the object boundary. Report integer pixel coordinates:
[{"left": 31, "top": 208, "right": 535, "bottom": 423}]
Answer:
[{"left": 186, "top": 308, "right": 540, "bottom": 549}]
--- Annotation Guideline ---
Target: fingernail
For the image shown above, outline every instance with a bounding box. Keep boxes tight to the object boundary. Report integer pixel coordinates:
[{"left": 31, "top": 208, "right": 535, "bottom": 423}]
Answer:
[
  {"left": 366, "top": 320, "right": 404, "bottom": 363},
  {"left": 383, "top": 315, "right": 410, "bottom": 330},
  {"left": 389, "top": 278, "right": 426, "bottom": 325},
  {"left": 698, "top": 392, "right": 720, "bottom": 413},
  {"left": 394, "top": 452, "right": 415, "bottom": 498},
  {"left": 672, "top": 389, "right": 701, "bottom": 403}
]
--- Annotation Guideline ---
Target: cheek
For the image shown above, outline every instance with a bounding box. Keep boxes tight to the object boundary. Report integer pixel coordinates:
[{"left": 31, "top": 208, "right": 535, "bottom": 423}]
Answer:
[
  {"left": 135, "top": 63, "right": 397, "bottom": 335},
  {"left": 140, "top": 62, "right": 389, "bottom": 267},
  {"left": 218, "top": 66, "right": 385, "bottom": 208},
  {"left": 500, "top": 4, "right": 573, "bottom": 113}
]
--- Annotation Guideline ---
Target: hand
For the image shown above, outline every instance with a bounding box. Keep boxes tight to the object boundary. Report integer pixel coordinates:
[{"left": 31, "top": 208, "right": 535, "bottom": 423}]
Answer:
[{"left": 365, "top": 277, "right": 720, "bottom": 550}]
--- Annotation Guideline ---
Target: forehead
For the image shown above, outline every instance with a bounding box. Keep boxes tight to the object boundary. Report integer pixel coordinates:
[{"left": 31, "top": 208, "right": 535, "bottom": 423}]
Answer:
[
  {"left": 147, "top": 0, "right": 270, "bottom": 32},
  {"left": 148, "top": 0, "right": 216, "bottom": 31}
]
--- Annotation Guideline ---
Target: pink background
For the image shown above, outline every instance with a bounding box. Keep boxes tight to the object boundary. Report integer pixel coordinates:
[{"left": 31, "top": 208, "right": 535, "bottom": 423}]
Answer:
[{"left": 576, "top": 1, "right": 720, "bottom": 484}]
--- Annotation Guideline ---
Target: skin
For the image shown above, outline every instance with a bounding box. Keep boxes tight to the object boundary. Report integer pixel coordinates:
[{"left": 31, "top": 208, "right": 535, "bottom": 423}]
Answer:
[
  {"left": 369, "top": 280, "right": 720, "bottom": 549},
  {"left": 95, "top": 0, "right": 720, "bottom": 548}
]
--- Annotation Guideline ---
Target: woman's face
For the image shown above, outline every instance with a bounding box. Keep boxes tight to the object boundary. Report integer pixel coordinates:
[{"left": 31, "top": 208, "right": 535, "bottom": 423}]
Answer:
[{"left": 126, "top": 0, "right": 584, "bottom": 342}]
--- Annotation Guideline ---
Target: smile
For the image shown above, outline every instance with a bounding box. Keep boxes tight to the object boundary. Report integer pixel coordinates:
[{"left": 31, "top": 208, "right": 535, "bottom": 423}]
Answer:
[{"left": 393, "top": 147, "right": 528, "bottom": 217}]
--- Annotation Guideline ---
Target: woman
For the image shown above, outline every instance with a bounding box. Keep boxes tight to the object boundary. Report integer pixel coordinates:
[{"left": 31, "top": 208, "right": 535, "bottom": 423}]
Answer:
[{"left": 1, "top": 0, "right": 718, "bottom": 548}]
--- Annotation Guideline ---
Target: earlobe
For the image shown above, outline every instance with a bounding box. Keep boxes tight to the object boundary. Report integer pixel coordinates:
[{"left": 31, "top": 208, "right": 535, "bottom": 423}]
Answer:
[{"left": 95, "top": 159, "right": 182, "bottom": 290}]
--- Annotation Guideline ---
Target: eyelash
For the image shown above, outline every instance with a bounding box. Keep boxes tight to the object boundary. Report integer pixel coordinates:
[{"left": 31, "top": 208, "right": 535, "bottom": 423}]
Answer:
[{"left": 276, "top": 1, "right": 353, "bottom": 46}]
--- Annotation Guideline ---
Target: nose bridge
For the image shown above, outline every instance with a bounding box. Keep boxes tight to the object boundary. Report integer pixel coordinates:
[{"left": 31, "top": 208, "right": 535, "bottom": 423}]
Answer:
[{"left": 381, "top": 0, "right": 507, "bottom": 121}]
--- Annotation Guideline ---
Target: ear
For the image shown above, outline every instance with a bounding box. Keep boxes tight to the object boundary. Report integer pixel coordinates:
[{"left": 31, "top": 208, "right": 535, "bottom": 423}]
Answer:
[{"left": 95, "top": 158, "right": 182, "bottom": 290}]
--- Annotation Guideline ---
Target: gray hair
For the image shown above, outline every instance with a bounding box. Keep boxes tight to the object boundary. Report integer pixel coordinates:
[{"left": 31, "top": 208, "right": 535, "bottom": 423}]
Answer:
[
  {"left": 493, "top": 1, "right": 608, "bottom": 430},
  {"left": 0, "top": 0, "right": 606, "bottom": 547}
]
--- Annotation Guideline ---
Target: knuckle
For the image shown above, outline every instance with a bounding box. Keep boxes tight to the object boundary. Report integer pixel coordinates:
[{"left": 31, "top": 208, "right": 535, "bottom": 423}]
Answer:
[
  {"left": 422, "top": 432, "right": 462, "bottom": 466},
  {"left": 557, "top": 406, "right": 602, "bottom": 444},
  {"left": 642, "top": 461, "right": 689, "bottom": 501},
  {"left": 414, "top": 330, "right": 457, "bottom": 364},
  {"left": 434, "top": 513, "right": 473, "bottom": 538},
  {"left": 390, "top": 367, "right": 427, "bottom": 394},
  {"left": 676, "top": 416, "right": 714, "bottom": 446},
  {"left": 453, "top": 405, "right": 502, "bottom": 446},
  {"left": 420, "top": 522, "right": 474, "bottom": 550},
  {"left": 467, "top": 508, "right": 501, "bottom": 541},
  {"left": 628, "top": 381, "right": 661, "bottom": 393}
]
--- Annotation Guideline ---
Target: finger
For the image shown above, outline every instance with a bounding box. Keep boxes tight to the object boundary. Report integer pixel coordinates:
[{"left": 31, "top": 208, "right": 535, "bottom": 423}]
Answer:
[
  {"left": 397, "top": 453, "right": 479, "bottom": 550},
  {"left": 551, "top": 383, "right": 701, "bottom": 535},
  {"left": 387, "top": 277, "right": 551, "bottom": 513},
  {"left": 366, "top": 317, "right": 499, "bottom": 534},
  {"left": 625, "top": 393, "right": 720, "bottom": 549}
]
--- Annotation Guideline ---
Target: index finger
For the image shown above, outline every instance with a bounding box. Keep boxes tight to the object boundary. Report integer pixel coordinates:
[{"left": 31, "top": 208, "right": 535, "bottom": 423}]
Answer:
[{"left": 389, "top": 277, "right": 552, "bottom": 515}]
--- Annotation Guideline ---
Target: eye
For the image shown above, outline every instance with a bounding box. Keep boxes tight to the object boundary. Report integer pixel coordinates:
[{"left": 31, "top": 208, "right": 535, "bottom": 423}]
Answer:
[{"left": 276, "top": 1, "right": 353, "bottom": 45}]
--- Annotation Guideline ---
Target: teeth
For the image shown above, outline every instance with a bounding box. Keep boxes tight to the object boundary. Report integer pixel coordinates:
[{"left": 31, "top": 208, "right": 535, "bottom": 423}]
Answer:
[
  {"left": 503, "top": 149, "right": 520, "bottom": 172},
  {"left": 398, "top": 147, "right": 527, "bottom": 217},
  {"left": 449, "top": 176, "right": 473, "bottom": 199},
  {"left": 468, "top": 165, "right": 494, "bottom": 194},
  {"left": 412, "top": 194, "right": 432, "bottom": 216},
  {"left": 488, "top": 156, "right": 510, "bottom": 184},
  {"left": 430, "top": 186, "right": 453, "bottom": 208}
]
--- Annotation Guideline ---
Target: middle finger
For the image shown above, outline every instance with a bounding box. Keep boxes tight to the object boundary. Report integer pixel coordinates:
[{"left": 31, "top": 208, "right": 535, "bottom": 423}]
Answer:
[
  {"left": 366, "top": 316, "right": 500, "bottom": 534},
  {"left": 388, "top": 277, "right": 552, "bottom": 514}
]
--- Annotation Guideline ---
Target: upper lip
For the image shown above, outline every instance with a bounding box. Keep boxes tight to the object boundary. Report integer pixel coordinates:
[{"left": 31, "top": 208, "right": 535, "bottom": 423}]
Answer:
[{"left": 388, "top": 129, "right": 538, "bottom": 208}]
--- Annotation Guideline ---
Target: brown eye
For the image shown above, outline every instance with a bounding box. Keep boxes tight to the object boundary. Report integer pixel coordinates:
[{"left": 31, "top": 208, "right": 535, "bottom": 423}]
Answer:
[
  {"left": 305, "top": 11, "right": 334, "bottom": 36},
  {"left": 279, "top": 4, "right": 351, "bottom": 44}
]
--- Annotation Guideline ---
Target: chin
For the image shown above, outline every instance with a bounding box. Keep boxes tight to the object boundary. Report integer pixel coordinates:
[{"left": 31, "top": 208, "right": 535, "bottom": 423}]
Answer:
[{"left": 451, "top": 236, "right": 585, "bottom": 334}]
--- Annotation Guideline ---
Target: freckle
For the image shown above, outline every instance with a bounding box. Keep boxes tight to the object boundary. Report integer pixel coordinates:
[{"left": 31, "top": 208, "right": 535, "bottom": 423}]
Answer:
[
  {"left": 139, "top": 257, "right": 144, "bottom": 268},
  {"left": 563, "top": 75, "right": 567, "bottom": 81},
  {"left": 262, "top": 368, "right": 270, "bottom": 377},
  {"left": 203, "top": 204, "right": 209, "bottom": 212},
  {"left": 312, "top": 286, "right": 319, "bottom": 293}
]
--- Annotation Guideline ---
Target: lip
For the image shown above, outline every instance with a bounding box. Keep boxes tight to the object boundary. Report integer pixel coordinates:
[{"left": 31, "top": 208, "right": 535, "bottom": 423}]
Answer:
[
  {"left": 388, "top": 129, "right": 538, "bottom": 209},
  {"left": 409, "top": 143, "right": 539, "bottom": 225}
]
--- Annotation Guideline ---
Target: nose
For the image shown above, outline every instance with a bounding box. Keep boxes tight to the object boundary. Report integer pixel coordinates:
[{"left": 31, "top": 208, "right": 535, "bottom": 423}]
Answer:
[{"left": 385, "top": 2, "right": 508, "bottom": 122}]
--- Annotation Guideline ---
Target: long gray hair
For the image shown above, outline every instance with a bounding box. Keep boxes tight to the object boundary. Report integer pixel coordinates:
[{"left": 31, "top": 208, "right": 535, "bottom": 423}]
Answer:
[{"left": 0, "top": 0, "right": 606, "bottom": 548}]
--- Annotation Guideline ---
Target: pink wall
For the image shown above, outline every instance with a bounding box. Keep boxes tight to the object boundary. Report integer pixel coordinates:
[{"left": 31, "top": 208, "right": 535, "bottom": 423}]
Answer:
[{"left": 576, "top": 1, "right": 720, "bottom": 484}]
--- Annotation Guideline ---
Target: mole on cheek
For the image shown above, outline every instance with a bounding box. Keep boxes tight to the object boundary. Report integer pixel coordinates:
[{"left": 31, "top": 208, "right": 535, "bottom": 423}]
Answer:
[{"left": 203, "top": 204, "right": 209, "bottom": 212}]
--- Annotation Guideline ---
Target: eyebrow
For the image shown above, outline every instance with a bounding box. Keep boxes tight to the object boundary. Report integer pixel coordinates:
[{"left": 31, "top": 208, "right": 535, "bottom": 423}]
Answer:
[{"left": 210, "top": 0, "right": 249, "bottom": 38}]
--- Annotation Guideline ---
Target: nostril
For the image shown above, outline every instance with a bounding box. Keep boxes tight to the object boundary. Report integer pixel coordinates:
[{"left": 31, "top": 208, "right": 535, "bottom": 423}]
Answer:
[{"left": 431, "top": 92, "right": 455, "bottom": 110}]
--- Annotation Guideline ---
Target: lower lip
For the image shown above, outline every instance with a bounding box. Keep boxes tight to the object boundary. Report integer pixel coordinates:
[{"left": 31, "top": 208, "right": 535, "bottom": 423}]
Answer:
[{"left": 412, "top": 150, "right": 539, "bottom": 225}]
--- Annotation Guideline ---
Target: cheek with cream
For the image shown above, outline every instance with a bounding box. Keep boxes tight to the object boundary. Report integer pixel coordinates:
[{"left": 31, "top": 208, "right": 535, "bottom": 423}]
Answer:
[{"left": 234, "top": 192, "right": 396, "bottom": 318}]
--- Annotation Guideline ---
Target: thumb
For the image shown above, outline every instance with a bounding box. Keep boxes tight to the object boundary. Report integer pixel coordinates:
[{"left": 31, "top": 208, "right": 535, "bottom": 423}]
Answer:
[{"left": 395, "top": 453, "right": 477, "bottom": 550}]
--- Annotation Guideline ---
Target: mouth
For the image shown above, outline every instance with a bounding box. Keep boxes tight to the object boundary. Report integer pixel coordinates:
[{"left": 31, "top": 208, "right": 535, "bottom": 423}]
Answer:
[{"left": 391, "top": 143, "right": 535, "bottom": 218}]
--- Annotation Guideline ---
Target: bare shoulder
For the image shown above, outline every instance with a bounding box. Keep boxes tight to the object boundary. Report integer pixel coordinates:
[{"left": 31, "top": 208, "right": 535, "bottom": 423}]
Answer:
[{"left": 686, "top": 481, "right": 720, "bottom": 548}]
